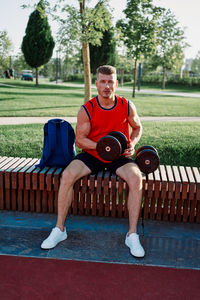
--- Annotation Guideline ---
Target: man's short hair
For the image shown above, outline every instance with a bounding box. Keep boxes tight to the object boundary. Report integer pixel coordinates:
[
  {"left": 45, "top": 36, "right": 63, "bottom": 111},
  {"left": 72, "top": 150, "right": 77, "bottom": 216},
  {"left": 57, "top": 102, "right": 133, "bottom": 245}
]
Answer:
[{"left": 96, "top": 65, "right": 117, "bottom": 78}]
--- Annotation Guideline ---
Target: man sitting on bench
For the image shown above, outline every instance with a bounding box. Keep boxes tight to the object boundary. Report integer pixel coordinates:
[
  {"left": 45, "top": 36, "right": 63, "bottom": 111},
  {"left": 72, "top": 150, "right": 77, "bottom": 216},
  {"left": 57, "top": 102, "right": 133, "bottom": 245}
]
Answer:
[{"left": 41, "top": 65, "right": 145, "bottom": 258}]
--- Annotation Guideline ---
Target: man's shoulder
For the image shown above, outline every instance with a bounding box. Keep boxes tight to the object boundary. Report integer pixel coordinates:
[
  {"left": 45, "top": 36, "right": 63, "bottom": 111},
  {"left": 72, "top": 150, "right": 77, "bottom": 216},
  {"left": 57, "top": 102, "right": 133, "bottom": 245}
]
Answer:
[
  {"left": 85, "top": 96, "right": 97, "bottom": 105},
  {"left": 116, "top": 95, "right": 129, "bottom": 104}
]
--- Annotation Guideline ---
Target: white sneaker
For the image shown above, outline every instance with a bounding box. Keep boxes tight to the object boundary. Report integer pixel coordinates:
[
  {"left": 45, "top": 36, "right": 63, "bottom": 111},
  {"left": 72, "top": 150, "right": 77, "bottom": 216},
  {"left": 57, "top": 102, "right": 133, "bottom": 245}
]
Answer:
[
  {"left": 125, "top": 233, "right": 145, "bottom": 258},
  {"left": 41, "top": 227, "right": 67, "bottom": 249}
]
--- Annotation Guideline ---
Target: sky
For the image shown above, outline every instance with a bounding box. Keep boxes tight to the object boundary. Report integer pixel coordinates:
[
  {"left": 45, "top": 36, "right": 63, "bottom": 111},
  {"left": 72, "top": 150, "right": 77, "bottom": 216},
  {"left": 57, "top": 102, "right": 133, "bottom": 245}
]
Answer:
[{"left": 0, "top": 0, "right": 200, "bottom": 60}]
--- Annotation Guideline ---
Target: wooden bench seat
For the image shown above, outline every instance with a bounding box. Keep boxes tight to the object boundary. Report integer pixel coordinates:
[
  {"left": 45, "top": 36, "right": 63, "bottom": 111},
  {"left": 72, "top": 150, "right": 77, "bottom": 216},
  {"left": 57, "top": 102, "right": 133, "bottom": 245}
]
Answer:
[{"left": 0, "top": 156, "right": 200, "bottom": 223}]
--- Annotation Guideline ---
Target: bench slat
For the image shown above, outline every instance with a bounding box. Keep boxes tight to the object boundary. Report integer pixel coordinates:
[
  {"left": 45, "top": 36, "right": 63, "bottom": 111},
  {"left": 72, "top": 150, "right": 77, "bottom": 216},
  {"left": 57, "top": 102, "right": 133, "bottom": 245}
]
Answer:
[
  {"left": 73, "top": 179, "right": 81, "bottom": 215},
  {"left": 104, "top": 171, "right": 110, "bottom": 217},
  {"left": 97, "top": 171, "right": 103, "bottom": 195},
  {"left": 184, "top": 167, "right": 196, "bottom": 222},
  {"left": 46, "top": 167, "right": 57, "bottom": 192},
  {"left": 0, "top": 158, "right": 15, "bottom": 208},
  {"left": 154, "top": 169, "right": 161, "bottom": 199},
  {"left": 124, "top": 181, "right": 129, "bottom": 218},
  {"left": 53, "top": 168, "right": 63, "bottom": 191},
  {"left": 18, "top": 159, "right": 40, "bottom": 189},
  {"left": 85, "top": 189, "right": 91, "bottom": 216},
  {"left": 178, "top": 167, "right": 190, "bottom": 222},
  {"left": 10, "top": 158, "right": 35, "bottom": 211},
  {"left": 36, "top": 189, "right": 41, "bottom": 213},
  {"left": 118, "top": 177, "right": 124, "bottom": 218},
  {"left": 111, "top": 174, "right": 117, "bottom": 217},
  {"left": 89, "top": 174, "right": 96, "bottom": 216},
  {"left": 12, "top": 158, "right": 33, "bottom": 190},
  {"left": 192, "top": 167, "right": 200, "bottom": 223},
  {"left": 4, "top": 158, "right": 27, "bottom": 210},
  {"left": 172, "top": 166, "right": 182, "bottom": 222},
  {"left": 166, "top": 165, "right": 175, "bottom": 221},
  {"left": 0, "top": 157, "right": 15, "bottom": 171},
  {"left": 179, "top": 166, "right": 188, "bottom": 198},
  {"left": 25, "top": 165, "right": 40, "bottom": 190},
  {"left": 42, "top": 190, "right": 48, "bottom": 213},
  {"left": 0, "top": 156, "right": 8, "bottom": 164},
  {"left": 39, "top": 167, "right": 50, "bottom": 191}
]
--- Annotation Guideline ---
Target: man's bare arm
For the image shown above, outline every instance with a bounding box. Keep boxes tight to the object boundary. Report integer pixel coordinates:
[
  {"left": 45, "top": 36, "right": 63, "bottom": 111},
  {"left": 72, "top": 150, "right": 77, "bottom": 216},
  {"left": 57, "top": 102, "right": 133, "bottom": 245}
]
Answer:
[
  {"left": 75, "top": 107, "right": 97, "bottom": 150},
  {"left": 124, "top": 102, "right": 142, "bottom": 158}
]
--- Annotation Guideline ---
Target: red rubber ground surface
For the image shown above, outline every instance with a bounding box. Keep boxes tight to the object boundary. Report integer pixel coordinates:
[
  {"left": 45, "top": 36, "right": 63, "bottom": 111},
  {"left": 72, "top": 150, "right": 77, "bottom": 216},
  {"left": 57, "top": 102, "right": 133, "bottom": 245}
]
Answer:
[{"left": 0, "top": 255, "right": 200, "bottom": 300}]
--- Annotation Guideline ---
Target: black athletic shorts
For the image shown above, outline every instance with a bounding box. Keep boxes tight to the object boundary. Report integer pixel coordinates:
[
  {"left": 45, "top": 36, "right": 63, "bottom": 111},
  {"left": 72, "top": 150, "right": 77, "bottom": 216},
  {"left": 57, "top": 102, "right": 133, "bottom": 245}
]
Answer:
[{"left": 73, "top": 151, "right": 135, "bottom": 174}]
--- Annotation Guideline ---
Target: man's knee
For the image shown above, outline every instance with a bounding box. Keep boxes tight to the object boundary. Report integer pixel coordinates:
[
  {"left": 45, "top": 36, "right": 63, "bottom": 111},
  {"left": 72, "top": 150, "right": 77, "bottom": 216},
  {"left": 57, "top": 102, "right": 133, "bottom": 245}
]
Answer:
[
  {"left": 126, "top": 167, "right": 142, "bottom": 189},
  {"left": 61, "top": 167, "right": 76, "bottom": 185},
  {"left": 60, "top": 160, "right": 91, "bottom": 186}
]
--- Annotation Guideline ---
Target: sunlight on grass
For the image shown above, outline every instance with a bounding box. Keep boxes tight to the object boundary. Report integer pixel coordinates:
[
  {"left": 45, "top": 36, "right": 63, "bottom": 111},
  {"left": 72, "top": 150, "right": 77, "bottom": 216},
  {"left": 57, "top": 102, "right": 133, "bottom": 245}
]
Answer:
[{"left": 0, "top": 79, "right": 200, "bottom": 117}]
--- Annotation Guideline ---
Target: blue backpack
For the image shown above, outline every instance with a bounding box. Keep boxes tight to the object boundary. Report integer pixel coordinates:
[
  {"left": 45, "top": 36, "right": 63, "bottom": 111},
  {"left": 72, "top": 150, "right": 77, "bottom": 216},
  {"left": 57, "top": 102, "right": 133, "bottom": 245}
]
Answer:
[{"left": 36, "top": 118, "right": 76, "bottom": 168}]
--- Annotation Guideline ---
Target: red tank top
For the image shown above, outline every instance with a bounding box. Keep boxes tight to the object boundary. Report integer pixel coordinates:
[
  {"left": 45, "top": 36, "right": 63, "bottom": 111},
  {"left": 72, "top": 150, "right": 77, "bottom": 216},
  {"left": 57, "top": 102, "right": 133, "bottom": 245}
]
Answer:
[{"left": 82, "top": 95, "right": 130, "bottom": 162}]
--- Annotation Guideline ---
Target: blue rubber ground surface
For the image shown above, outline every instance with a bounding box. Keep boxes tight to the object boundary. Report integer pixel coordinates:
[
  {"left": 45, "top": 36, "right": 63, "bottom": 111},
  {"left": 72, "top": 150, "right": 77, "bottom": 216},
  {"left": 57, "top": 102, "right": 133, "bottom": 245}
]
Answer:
[{"left": 0, "top": 211, "right": 200, "bottom": 270}]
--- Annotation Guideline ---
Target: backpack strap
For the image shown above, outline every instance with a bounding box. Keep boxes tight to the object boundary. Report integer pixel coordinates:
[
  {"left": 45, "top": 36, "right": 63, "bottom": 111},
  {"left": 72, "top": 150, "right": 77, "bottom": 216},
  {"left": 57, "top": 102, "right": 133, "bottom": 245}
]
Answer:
[
  {"left": 48, "top": 119, "right": 59, "bottom": 154},
  {"left": 60, "top": 121, "right": 70, "bottom": 161}
]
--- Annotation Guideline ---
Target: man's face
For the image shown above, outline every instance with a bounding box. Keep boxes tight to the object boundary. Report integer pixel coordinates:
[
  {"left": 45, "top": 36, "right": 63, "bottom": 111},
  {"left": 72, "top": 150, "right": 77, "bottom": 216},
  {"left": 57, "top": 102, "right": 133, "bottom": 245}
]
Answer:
[{"left": 95, "top": 73, "right": 118, "bottom": 99}]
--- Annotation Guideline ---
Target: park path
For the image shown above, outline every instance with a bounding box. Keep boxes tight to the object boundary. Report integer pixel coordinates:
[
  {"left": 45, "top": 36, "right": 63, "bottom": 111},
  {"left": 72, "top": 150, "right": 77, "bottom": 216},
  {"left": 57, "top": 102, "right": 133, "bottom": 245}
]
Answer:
[
  {"left": 0, "top": 116, "right": 199, "bottom": 125},
  {"left": 52, "top": 82, "right": 200, "bottom": 98},
  {"left": 1, "top": 81, "right": 200, "bottom": 98}
]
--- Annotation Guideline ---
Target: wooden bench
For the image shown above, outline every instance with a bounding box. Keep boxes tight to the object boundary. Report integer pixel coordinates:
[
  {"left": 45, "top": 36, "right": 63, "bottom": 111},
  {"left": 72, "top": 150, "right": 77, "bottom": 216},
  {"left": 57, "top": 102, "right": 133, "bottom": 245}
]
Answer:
[{"left": 0, "top": 156, "right": 200, "bottom": 223}]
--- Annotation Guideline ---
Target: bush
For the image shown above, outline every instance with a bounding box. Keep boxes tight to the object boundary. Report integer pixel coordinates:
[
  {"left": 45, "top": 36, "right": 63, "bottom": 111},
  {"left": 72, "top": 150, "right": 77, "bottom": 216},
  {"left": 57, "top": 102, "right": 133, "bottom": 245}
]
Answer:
[
  {"left": 141, "top": 73, "right": 200, "bottom": 87},
  {"left": 62, "top": 74, "right": 84, "bottom": 82}
]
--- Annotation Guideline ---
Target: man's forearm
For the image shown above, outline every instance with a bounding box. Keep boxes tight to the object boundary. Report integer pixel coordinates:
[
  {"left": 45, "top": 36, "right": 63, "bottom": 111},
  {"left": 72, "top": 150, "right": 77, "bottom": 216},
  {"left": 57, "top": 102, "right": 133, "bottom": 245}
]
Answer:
[
  {"left": 130, "top": 127, "right": 142, "bottom": 147},
  {"left": 76, "top": 137, "right": 97, "bottom": 150}
]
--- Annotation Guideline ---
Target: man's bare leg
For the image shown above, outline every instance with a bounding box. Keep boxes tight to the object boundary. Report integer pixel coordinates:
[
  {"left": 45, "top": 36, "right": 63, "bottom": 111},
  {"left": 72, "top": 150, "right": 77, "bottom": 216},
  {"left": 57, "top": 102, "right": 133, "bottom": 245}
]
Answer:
[
  {"left": 116, "top": 162, "right": 145, "bottom": 257},
  {"left": 116, "top": 162, "right": 142, "bottom": 233},
  {"left": 41, "top": 159, "right": 91, "bottom": 249},
  {"left": 56, "top": 159, "right": 91, "bottom": 231}
]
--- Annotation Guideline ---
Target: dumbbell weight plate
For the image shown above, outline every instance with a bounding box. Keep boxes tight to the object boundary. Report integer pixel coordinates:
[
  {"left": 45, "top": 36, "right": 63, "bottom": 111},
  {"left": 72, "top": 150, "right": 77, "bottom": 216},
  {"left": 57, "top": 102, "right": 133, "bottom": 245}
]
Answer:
[
  {"left": 135, "top": 149, "right": 160, "bottom": 174},
  {"left": 96, "top": 135, "right": 122, "bottom": 161},
  {"left": 108, "top": 131, "right": 128, "bottom": 153},
  {"left": 135, "top": 145, "right": 158, "bottom": 158}
]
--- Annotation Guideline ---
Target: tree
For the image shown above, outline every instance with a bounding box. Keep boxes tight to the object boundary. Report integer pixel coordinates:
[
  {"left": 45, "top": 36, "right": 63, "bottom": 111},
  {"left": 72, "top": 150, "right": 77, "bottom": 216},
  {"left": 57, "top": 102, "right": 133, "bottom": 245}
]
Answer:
[
  {"left": 89, "top": 27, "right": 117, "bottom": 75},
  {"left": 55, "top": 0, "right": 112, "bottom": 102},
  {"left": 0, "top": 30, "right": 12, "bottom": 73},
  {"left": 191, "top": 51, "right": 200, "bottom": 76},
  {"left": 150, "top": 9, "right": 187, "bottom": 89},
  {"left": 56, "top": 20, "right": 82, "bottom": 81},
  {"left": 22, "top": 0, "right": 55, "bottom": 85},
  {"left": 117, "top": 0, "right": 163, "bottom": 97},
  {"left": 61, "top": 51, "right": 82, "bottom": 81},
  {"left": 115, "top": 52, "right": 133, "bottom": 87}
]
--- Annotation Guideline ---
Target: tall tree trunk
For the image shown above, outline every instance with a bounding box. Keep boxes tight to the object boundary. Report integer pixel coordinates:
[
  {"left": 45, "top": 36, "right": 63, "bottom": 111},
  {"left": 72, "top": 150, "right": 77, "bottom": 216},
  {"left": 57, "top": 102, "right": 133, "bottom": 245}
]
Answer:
[
  {"left": 36, "top": 67, "right": 38, "bottom": 86},
  {"left": 132, "top": 59, "right": 137, "bottom": 98},
  {"left": 162, "top": 67, "right": 166, "bottom": 90},
  {"left": 82, "top": 42, "right": 91, "bottom": 102},
  {"left": 80, "top": 0, "right": 91, "bottom": 103},
  {"left": 137, "top": 63, "right": 142, "bottom": 91}
]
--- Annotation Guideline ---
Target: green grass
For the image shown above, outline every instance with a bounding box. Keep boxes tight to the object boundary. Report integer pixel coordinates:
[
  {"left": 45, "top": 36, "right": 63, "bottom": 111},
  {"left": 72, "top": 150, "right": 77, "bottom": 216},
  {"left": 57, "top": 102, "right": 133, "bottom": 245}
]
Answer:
[
  {"left": 0, "top": 79, "right": 200, "bottom": 117},
  {"left": 0, "top": 79, "right": 83, "bottom": 117},
  {"left": 0, "top": 122, "right": 199, "bottom": 167}
]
